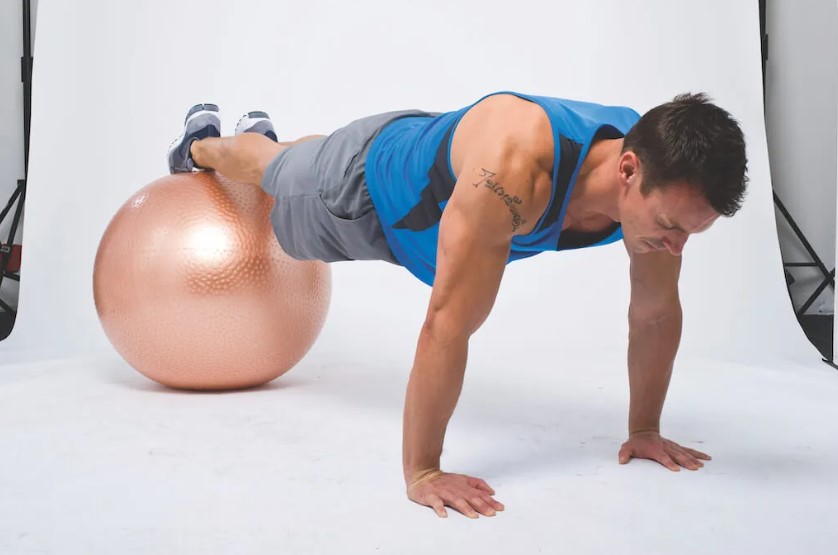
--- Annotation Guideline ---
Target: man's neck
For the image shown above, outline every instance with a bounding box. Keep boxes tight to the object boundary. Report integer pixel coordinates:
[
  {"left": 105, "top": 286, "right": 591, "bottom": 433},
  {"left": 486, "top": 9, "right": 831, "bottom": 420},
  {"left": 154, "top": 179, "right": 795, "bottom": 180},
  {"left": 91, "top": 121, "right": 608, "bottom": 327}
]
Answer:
[{"left": 564, "top": 138, "right": 623, "bottom": 227}]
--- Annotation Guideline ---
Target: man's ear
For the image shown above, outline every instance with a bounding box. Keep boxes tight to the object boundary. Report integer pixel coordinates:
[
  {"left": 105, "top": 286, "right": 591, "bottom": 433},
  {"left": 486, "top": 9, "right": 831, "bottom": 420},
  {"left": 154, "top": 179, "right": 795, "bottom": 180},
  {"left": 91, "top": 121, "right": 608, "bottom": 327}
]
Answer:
[{"left": 619, "top": 151, "right": 640, "bottom": 189}]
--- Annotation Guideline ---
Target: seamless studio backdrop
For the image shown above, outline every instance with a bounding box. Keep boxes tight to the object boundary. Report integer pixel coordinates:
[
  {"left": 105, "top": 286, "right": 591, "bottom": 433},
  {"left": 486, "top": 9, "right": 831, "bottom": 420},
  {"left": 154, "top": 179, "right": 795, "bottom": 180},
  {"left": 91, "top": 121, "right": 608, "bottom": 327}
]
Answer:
[
  {"left": 1, "top": 1, "right": 837, "bottom": 554},
  {"left": 0, "top": 0, "right": 818, "bottom": 365}
]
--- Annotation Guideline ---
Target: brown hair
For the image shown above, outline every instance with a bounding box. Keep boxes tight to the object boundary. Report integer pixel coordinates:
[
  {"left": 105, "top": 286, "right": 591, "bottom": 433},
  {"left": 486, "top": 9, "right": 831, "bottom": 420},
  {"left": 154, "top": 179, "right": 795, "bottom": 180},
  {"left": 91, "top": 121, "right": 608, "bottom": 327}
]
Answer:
[{"left": 622, "top": 93, "right": 749, "bottom": 217}]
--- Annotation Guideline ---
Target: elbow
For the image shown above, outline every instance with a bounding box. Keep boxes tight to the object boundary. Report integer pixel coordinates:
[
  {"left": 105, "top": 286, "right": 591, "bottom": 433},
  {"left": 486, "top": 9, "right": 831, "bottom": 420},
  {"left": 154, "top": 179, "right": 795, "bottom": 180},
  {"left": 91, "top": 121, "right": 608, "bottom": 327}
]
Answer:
[
  {"left": 421, "top": 313, "right": 472, "bottom": 346},
  {"left": 628, "top": 302, "right": 682, "bottom": 328}
]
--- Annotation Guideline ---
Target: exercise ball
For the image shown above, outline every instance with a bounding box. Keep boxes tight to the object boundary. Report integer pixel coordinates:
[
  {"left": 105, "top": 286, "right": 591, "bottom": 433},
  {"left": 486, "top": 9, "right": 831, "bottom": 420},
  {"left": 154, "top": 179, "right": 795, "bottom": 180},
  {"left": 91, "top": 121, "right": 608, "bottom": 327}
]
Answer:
[{"left": 93, "top": 172, "right": 331, "bottom": 391}]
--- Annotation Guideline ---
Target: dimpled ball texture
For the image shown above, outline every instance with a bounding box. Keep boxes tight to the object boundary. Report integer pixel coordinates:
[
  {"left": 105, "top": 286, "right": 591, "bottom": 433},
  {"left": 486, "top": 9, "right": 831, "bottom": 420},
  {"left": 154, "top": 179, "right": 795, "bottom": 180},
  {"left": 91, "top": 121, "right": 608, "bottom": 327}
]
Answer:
[{"left": 93, "top": 172, "right": 331, "bottom": 391}]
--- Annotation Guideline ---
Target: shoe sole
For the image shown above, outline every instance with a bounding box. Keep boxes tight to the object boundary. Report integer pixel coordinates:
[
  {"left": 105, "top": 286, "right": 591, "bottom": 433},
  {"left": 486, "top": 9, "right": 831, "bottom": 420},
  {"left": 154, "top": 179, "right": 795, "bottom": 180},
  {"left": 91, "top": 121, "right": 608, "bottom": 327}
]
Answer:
[
  {"left": 235, "top": 111, "right": 277, "bottom": 141},
  {"left": 168, "top": 104, "right": 221, "bottom": 172}
]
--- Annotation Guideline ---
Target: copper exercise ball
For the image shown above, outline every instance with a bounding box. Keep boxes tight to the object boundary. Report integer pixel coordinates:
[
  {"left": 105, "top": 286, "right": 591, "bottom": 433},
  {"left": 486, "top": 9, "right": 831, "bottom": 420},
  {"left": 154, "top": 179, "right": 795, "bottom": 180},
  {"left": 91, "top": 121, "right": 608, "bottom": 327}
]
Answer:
[{"left": 93, "top": 172, "right": 331, "bottom": 391}]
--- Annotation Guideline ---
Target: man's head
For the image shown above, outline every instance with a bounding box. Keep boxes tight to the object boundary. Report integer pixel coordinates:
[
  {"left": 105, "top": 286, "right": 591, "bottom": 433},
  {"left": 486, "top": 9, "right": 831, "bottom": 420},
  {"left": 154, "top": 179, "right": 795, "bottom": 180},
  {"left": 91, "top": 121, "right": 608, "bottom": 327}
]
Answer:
[{"left": 616, "top": 93, "right": 748, "bottom": 255}]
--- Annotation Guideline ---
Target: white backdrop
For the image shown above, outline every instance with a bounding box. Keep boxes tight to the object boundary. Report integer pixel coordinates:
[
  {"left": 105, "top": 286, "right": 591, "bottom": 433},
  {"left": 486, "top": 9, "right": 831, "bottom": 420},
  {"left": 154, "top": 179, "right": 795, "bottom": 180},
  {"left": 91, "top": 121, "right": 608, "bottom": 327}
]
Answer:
[{"left": 0, "top": 0, "right": 817, "bottom": 367}]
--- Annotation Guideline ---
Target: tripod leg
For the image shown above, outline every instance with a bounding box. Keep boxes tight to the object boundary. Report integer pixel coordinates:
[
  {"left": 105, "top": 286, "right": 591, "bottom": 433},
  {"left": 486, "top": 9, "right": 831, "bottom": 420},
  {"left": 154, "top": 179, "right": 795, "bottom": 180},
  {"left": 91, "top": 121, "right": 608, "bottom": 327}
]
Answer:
[
  {"left": 0, "top": 185, "right": 21, "bottom": 224},
  {"left": 797, "top": 269, "right": 836, "bottom": 317},
  {"left": 0, "top": 180, "right": 25, "bottom": 291}
]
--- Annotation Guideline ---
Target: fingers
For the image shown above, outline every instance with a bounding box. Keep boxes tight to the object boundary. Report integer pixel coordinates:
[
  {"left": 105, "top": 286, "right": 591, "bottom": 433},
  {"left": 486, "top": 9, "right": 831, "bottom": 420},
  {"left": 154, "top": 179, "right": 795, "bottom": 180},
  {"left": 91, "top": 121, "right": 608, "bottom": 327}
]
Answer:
[
  {"left": 445, "top": 491, "right": 502, "bottom": 518},
  {"left": 664, "top": 442, "right": 709, "bottom": 470},
  {"left": 666, "top": 443, "right": 714, "bottom": 470},
  {"left": 486, "top": 495, "right": 505, "bottom": 512},
  {"left": 655, "top": 451, "right": 681, "bottom": 472},
  {"left": 467, "top": 477, "right": 496, "bottom": 495},
  {"left": 465, "top": 477, "right": 503, "bottom": 511},
  {"left": 619, "top": 438, "right": 711, "bottom": 472},
  {"left": 468, "top": 496, "right": 498, "bottom": 517},
  {"left": 684, "top": 447, "right": 712, "bottom": 461},
  {"left": 426, "top": 494, "right": 448, "bottom": 518},
  {"left": 430, "top": 479, "right": 503, "bottom": 518},
  {"left": 410, "top": 473, "right": 505, "bottom": 518},
  {"left": 670, "top": 448, "right": 703, "bottom": 470},
  {"left": 450, "top": 497, "right": 480, "bottom": 519}
]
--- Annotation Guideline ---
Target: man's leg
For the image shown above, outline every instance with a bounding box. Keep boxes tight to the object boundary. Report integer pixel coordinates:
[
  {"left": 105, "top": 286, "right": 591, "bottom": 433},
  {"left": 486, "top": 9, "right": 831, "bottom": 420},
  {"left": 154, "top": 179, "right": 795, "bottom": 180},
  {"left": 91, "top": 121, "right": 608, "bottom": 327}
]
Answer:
[
  {"left": 167, "top": 103, "right": 325, "bottom": 186},
  {"left": 279, "top": 135, "right": 325, "bottom": 147},
  {"left": 191, "top": 133, "right": 325, "bottom": 187}
]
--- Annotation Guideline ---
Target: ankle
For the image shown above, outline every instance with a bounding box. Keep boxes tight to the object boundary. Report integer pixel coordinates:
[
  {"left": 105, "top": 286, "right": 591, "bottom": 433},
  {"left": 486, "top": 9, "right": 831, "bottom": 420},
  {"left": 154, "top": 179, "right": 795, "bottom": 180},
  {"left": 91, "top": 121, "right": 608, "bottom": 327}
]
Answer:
[{"left": 190, "top": 139, "right": 210, "bottom": 170}]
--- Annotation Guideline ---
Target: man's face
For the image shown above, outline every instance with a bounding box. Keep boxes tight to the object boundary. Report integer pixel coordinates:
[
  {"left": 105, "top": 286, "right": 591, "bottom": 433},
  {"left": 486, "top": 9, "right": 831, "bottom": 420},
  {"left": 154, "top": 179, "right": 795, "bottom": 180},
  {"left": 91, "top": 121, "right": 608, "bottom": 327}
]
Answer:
[{"left": 618, "top": 172, "right": 720, "bottom": 257}]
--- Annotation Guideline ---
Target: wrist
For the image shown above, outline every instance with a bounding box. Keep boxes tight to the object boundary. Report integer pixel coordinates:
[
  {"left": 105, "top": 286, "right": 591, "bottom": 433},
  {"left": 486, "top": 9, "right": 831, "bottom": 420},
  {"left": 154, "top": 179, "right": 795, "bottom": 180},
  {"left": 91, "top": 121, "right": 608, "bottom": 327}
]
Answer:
[
  {"left": 403, "top": 448, "right": 442, "bottom": 485},
  {"left": 629, "top": 426, "right": 660, "bottom": 437},
  {"left": 405, "top": 467, "right": 442, "bottom": 487}
]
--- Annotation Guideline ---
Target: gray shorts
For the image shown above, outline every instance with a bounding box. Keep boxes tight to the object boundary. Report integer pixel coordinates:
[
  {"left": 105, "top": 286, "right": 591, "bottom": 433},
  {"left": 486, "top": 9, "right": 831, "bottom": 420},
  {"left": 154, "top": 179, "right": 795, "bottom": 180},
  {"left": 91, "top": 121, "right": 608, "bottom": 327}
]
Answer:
[{"left": 261, "top": 108, "right": 434, "bottom": 264}]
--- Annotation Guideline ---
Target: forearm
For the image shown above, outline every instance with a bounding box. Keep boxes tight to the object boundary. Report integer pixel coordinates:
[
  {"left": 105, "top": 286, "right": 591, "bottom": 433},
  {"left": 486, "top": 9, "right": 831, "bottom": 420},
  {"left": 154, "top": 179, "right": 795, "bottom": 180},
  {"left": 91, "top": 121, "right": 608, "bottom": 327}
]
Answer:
[
  {"left": 626, "top": 305, "right": 682, "bottom": 435},
  {"left": 402, "top": 322, "right": 468, "bottom": 484}
]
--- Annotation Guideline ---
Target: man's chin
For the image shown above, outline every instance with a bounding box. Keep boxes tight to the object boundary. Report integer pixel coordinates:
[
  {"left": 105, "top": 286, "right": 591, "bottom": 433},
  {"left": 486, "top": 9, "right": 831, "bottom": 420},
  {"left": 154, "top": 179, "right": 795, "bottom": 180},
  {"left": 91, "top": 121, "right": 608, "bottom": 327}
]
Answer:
[{"left": 633, "top": 239, "right": 651, "bottom": 253}]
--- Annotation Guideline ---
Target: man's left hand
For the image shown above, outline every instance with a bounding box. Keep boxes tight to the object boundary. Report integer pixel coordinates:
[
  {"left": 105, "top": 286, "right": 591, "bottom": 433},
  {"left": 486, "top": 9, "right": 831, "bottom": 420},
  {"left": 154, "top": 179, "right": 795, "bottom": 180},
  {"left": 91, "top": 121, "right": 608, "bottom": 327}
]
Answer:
[{"left": 618, "top": 431, "right": 711, "bottom": 471}]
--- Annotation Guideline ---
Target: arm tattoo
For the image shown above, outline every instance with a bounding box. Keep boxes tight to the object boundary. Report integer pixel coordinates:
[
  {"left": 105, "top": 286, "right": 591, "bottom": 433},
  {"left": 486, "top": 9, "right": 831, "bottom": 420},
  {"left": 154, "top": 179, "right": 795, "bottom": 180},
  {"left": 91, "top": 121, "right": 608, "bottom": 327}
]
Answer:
[{"left": 472, "top": 168, "right": 528, "bottom": 233}]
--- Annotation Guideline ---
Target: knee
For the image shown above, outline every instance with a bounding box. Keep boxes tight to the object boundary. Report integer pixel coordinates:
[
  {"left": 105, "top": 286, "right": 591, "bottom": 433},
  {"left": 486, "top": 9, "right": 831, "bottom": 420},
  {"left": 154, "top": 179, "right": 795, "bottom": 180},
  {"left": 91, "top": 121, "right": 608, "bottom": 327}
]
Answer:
[{"left": 232, "top": 132, "right": 274, "bottom": 155}]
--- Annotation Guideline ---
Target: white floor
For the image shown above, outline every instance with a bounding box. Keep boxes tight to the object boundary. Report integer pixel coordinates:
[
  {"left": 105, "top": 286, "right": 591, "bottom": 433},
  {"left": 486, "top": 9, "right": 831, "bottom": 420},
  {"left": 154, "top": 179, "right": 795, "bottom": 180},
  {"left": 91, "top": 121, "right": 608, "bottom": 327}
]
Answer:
[{"left": 2, "top": 333, "right": 837, "bottom": 555}]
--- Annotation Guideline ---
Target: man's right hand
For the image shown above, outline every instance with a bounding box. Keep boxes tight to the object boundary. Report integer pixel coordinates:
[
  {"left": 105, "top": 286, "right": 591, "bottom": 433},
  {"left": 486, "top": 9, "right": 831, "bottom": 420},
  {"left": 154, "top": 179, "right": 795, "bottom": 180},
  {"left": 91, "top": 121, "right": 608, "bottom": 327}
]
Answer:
[{"left": 406, "top": 469, "right": 505, "bottom": 518}]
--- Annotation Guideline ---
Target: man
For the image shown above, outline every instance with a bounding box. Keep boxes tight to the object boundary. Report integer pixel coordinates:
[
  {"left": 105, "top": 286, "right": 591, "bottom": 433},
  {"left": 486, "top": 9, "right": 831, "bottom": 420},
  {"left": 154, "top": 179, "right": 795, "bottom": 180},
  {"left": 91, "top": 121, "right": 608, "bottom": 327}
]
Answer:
[{"left": 167, "top": 90, "right": 749, "bottom": 519}]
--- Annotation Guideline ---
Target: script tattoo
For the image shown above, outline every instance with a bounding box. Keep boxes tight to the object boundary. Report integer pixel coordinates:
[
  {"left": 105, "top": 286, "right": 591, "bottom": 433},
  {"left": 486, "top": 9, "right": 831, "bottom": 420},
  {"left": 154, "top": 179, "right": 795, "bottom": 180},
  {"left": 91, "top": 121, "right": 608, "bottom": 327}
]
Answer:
[{"left": 472, "top": 168, "right": 527, "bottom": 232}]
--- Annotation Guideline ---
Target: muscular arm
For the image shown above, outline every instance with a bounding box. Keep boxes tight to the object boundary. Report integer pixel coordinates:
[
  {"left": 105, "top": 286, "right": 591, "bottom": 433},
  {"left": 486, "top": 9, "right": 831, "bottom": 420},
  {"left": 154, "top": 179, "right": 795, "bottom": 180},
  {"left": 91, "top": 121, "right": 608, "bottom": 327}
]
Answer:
[
  {"left": 402, "top": 198, "right": 510, "bottom": 482},
  {"left": 625, "top": 248, "right": 683, "bottom": 435},
  {"left": 403, "top": 111, "right": 552, "bottom": 517},
  {"left": 619, "top": 247, "right": 710, "bottom": 471},
  {"left": 402, "top": 137, "right": 544, "bottom": 486},
  {"left": 399, "top": 96, "right": 554, "bottom": 519},
  {"left": 617, "top": 239, "right": 712, "bottom": 472}
]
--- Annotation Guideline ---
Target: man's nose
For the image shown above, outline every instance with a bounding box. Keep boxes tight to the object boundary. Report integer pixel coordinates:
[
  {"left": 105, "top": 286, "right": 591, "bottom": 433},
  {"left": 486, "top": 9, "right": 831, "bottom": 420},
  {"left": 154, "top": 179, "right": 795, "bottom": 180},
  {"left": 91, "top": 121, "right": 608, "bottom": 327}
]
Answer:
[{"left": 665, "top": 232, "right": 688, "bottom": 256}]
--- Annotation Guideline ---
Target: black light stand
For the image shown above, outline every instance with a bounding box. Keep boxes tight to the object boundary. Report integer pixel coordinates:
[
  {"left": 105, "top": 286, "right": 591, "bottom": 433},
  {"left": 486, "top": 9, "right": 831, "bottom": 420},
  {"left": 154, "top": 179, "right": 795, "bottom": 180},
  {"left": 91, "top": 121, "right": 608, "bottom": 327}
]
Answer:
[
  {"left": 760, "top": 0, "right": 837, "bottom": 365},
  {"left": 774, "top": 193, "right": 836, "bottom": 319},
  {"left": 0, "top": 0, "right": 32, "bottom": 328}
]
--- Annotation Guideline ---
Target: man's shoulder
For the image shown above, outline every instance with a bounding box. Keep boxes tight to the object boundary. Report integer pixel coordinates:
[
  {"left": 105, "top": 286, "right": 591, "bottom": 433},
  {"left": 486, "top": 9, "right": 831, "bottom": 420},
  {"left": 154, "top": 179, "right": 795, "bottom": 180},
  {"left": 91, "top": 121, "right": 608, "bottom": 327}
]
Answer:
[{"left": 459, "top": 94, "right": 554, "bottom": 171}]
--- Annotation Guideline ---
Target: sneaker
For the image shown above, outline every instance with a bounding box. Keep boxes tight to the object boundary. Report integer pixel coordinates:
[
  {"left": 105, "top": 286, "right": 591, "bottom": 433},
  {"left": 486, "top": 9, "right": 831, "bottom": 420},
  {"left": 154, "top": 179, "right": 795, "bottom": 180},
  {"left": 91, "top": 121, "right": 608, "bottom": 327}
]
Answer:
[
  {"left": 167, "top": 103, "right": 221, "bottom": 173},
  {"left": 235, "top": 111, "right": 278, "bottom": 142}
]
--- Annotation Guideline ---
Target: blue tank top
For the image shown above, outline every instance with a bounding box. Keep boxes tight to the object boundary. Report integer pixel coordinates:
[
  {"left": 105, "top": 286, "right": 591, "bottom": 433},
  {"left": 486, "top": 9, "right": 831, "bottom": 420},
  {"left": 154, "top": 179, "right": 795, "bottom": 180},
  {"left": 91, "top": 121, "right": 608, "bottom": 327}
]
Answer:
[{"left": 364, "top": 91, "right": 641, "bottom": 286}]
